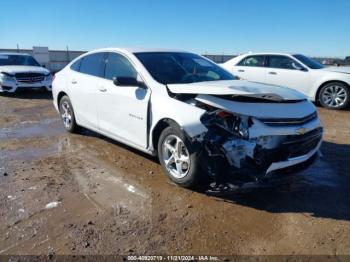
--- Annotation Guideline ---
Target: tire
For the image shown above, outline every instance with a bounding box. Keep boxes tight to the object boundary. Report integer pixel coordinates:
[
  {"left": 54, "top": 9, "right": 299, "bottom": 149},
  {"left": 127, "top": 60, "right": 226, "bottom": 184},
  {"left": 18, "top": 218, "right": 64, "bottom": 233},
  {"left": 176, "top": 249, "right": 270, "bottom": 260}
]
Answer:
[
  {"left": 319, "top": 82, "right": 350, "bottom": 109},
  {"left": 59, "top": 95, "right": 79, "bottom": 133},
  {"left": 157, "top": 125, "right": 202, "bottom": 188}
]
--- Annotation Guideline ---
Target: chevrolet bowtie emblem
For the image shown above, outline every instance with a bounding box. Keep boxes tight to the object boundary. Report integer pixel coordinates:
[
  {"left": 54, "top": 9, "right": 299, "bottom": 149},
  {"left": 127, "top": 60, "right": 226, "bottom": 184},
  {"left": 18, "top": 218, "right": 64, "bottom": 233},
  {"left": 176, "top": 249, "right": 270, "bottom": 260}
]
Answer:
[{"left": 296, "top": 127, "right": 306, "bottom": 135}]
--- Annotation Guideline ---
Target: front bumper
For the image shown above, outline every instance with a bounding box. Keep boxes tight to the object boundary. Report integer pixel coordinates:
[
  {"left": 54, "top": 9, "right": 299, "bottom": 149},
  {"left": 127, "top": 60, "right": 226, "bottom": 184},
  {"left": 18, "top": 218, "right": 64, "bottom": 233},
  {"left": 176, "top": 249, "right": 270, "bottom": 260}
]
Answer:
[
  {"left": 266, "top": 139, "right": 322, "bottom": 174},
  {"left": 0, "top": 81, "right": 52, "bottom": 92}
]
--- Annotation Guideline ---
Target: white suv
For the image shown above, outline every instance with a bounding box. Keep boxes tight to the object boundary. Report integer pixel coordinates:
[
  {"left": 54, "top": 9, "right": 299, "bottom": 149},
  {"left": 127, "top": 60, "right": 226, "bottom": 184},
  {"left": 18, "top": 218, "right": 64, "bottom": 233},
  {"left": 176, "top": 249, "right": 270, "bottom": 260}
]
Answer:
[
  {"left": 52, "top": 48, "right": 323, "bottom": 188},
  {"left": 0, "top": 53, "right": 52, "bottom": 93},
  {"left": 221, "top": 53, "right": 350, "bottom": 109}
]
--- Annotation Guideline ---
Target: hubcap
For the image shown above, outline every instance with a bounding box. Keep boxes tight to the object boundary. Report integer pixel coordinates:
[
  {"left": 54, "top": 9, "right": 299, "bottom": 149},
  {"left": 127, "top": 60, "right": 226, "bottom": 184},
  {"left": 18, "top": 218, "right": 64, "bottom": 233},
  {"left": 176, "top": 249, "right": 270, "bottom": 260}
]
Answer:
[
  {"left": 322, "top": 85, "right": 347, "bottom": 108},
  {"left": 60, "top": 101, "right": 72, "bottom": 128},
  {"left": 162, "top": 135, "right": 190, "bottom": 179}
]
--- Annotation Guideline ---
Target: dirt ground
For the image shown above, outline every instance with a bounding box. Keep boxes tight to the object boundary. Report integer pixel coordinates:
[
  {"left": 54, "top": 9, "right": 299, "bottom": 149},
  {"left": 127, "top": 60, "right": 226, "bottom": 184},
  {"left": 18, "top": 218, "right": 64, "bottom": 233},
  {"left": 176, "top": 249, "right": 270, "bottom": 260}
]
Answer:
[{"left": 0, "top": 90, "right": 350, "bottom": 256}]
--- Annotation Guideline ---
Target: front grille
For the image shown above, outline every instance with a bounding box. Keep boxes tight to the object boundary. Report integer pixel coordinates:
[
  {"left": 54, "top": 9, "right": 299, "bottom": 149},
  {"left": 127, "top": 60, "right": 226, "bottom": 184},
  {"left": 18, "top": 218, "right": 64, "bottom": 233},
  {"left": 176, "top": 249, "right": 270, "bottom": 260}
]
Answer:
[
  {"left": 282, "top": 127, "right": 323, "bottom": 158},
  {"left": 15, "top": 72, "right": 45, "bottom": 83},
  {"left": 258, "top": 112, "right": 318, "bottom": 127}
]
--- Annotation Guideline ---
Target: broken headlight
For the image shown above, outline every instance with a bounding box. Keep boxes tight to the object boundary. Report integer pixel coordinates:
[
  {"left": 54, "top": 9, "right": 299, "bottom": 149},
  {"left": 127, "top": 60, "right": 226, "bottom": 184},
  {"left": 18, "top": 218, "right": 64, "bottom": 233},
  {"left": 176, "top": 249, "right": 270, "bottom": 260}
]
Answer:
[{"left": 201, "top": 110, "right": 250, "bottom": 139}]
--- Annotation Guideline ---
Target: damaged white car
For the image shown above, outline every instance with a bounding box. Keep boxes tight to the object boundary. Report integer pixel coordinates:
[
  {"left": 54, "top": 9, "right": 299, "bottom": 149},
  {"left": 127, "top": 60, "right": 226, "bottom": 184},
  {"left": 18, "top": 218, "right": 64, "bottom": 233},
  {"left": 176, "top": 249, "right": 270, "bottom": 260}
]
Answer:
[{"left": 52, "top": 48, "right": 323, "bottom": 188}]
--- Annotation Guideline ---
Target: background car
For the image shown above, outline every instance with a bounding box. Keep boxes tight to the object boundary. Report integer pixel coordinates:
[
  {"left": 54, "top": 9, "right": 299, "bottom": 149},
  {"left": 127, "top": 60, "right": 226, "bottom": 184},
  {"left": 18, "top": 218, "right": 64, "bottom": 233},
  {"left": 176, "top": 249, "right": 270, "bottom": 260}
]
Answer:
[
  {"left": 221, "top": 53, "right": 350, "bottom": 109},
  {"left": 52, "top": 48, "right": 322, "bottom": 189},
  {"left": 0, "top": 52, "right": 52, "bottom": 93}
]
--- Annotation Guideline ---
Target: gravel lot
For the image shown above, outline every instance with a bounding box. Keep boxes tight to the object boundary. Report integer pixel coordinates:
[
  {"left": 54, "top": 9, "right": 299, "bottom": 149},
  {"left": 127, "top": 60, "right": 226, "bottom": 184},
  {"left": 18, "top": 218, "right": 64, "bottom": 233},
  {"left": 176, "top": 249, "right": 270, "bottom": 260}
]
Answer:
[{"left": 0, "top": 90, "right": 350, "bottom": 256}]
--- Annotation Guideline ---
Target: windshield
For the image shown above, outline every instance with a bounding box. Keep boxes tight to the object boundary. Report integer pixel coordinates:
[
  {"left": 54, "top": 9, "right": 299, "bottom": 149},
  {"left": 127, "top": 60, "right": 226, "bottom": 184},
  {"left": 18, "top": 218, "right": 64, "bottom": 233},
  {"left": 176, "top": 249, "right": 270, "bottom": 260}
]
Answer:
[
  {"left": 0, "top": 54, "right": 41, "bottom": 66},
  {"left": 134, "top": 52, "right": 235, "bottom": 84},
  {"left": 293, "top": 54, "right": 325, "bottom": 69}
]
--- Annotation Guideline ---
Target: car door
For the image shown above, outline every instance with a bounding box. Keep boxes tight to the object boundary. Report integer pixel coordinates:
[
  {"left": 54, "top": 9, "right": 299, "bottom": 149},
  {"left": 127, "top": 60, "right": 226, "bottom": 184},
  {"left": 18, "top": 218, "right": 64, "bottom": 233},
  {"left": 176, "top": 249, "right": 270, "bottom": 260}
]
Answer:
[
  {"left": 68, "top": 53, "right": 104, "bottom": 130},
  {"left": 265, "top": 55, "right": 310, "bottom": 95},
  {"left": 232, "top": 55, "right": 267, "bottom": 83},
  {"left": 97, "top": 52, "right": 150, "bottom": 148}
]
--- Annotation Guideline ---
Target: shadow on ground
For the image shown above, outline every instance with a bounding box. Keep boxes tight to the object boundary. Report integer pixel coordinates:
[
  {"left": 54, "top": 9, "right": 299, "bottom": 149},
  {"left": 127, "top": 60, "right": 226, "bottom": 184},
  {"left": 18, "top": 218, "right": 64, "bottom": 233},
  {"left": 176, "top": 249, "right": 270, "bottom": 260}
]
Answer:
[
  {"left": 214, "top": 141, "right": 350, "bottom": 221},
  {"left": 1, "top": 90, "right": 53, "bottom": 100}
]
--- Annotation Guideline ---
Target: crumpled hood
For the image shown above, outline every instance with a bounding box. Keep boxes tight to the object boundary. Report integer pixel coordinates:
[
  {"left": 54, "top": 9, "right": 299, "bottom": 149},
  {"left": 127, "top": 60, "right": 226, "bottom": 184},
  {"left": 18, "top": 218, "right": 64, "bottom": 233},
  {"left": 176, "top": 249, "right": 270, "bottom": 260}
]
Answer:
[
  {"left": 167, "top": 80, "right": 306, "bottom": 101},
  {"left": 0, "top": 65, "right": 50, "bottom": 75},
  {"left": 195, "top": 94, "right": 317, "bottom": 119},
  {"left": 322, "top": 66, "right": 350, "bottom": 74}
]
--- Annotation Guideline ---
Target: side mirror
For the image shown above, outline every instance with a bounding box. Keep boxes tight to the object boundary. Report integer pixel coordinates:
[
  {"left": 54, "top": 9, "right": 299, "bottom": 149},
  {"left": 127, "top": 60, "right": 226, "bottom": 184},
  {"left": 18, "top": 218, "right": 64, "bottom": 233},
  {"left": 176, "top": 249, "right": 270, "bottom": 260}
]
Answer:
[
  {"left": 113, "top": 76, "right": 146, "bottom": 88},
  {"left": 292, "top": 62, "right": 308, "bottom": 72}
]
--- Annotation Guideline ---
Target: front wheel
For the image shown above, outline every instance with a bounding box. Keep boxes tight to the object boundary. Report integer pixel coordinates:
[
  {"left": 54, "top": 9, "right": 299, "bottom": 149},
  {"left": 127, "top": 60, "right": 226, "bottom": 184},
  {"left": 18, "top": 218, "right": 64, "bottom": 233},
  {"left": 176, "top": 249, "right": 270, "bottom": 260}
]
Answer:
[
  {"left": 319, "top": 82, "right": 349, "bottom": 109},
  {"left": 157, "top": 126, "right": 202, "bottom": 188}
]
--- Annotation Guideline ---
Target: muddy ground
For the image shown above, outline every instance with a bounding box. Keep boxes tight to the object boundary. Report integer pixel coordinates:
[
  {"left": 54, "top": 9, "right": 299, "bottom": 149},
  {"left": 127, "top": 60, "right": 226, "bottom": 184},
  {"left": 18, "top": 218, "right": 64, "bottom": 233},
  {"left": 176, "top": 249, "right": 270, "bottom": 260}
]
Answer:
[{"left": 0, "top": 90, "right": 350, "bottom": 256}]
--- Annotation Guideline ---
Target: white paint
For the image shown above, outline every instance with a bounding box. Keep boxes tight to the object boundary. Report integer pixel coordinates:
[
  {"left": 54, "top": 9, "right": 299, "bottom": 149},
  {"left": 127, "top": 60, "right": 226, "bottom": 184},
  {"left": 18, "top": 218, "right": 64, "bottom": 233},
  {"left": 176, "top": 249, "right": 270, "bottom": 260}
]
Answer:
[{"left": 221, "top": 53, "right": 350, "bottom": 101}]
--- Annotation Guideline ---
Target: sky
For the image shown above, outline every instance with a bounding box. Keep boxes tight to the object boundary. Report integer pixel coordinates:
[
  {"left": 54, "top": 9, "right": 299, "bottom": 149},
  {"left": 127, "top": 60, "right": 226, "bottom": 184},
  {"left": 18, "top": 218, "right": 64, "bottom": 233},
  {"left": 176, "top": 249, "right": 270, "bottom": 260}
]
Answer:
[{"left": 1, "top": 0, "right": 349, "bottom": 57}]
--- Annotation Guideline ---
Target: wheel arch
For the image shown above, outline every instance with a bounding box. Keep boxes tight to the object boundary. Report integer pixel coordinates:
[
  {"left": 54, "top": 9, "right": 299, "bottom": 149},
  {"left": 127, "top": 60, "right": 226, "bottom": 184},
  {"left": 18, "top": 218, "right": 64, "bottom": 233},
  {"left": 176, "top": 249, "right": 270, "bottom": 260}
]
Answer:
[
  {"left": 57, "top": 91, "right": 68, "bottom": 106},
  {"left": 151, "top": 118, "right": 182, "bottom": 155}
]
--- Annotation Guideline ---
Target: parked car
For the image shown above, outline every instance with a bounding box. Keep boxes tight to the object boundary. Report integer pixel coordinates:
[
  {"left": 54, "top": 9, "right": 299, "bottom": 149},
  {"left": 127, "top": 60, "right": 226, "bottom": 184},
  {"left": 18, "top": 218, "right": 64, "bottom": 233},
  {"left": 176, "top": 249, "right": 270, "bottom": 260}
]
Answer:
[
  {"left": 0, "top": 53, "right": 52, "bottom": 93},
  {"left": 221, "top": 53, "right": 350, "bottom": 109},
  {"left": 322, "top": 58, "right": 347, "bottom": 67},
  {"left": 345, "top": 56, "right": 350, "bottom": 64},
  {"left": 52, "top": 48, "right": 323, "bottom": 188}
]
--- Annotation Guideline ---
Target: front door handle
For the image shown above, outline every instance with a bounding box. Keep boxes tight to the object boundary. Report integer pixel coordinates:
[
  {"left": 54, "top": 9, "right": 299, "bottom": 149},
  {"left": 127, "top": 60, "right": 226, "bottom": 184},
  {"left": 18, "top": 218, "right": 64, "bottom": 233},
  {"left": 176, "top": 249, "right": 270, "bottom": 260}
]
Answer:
[
  {"left": 268, "top": 71, "right": 277, "bottom": 75},
  {"left": 98, "top": 86, "right": 107, "bottom": 92},
  {"left": 71, "top": 79, "right": 77, "bottom": 84},
  {"left": 238, "top": 69, "right": 245, "bottom": 72}
]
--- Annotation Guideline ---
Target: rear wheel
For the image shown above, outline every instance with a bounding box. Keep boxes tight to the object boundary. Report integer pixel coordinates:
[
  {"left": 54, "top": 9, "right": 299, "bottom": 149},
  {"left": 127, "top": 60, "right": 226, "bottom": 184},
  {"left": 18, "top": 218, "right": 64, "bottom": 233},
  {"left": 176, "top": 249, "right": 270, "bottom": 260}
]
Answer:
[
  {"left": 157, "top": 126, "right": 202, "bottom": 188},
  {"left": 319, "top": 82, "right": 349, "bottom": 109},
  {"left": 59, "top": 96, "right": 79, "bottom": 133}
]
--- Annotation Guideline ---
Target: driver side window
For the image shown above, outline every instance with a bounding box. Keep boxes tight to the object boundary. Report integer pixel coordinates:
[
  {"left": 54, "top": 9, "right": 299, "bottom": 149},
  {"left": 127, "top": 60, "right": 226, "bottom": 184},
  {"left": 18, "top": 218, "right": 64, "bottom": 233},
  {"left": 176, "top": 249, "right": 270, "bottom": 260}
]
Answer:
[
  {"left": 268, "top": 55, "right": 302, "bottom": 70},
  {"left": 104, "top": 53, "right": 137, "bottom": 80}
]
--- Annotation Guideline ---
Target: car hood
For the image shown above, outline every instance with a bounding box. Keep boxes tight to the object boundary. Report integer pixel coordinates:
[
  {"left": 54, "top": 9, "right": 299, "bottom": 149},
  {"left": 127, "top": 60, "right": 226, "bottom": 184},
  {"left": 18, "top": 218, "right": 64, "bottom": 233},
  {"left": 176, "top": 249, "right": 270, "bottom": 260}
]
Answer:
[
  {"left": 195, "top": 94, "right": 316, "bottom": 119},
  {"left": 0, "top": 65, "right": 50, "bottom": 75},
  {"left": 322, "top": 66, "right": 350, "bottom": 74},
  {"left": 167, "top": 80, "right": 306, "bottom": 101}
]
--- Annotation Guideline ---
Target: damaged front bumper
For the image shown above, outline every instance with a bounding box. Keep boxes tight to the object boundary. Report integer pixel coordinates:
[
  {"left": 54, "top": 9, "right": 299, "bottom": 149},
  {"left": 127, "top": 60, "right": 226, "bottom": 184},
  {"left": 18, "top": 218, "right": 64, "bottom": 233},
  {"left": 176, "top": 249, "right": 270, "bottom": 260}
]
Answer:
[
  {"left": 266, "top": 139, "right": 322, "bottom": 174},
  {"left": 197, "top": 109, "right": 323, "bottom": 184}
]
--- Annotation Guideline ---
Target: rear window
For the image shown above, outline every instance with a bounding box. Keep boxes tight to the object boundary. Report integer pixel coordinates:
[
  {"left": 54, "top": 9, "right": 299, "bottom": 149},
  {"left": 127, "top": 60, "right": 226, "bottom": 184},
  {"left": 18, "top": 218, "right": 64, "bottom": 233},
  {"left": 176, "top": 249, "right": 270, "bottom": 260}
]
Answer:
[
  {"left": 70, "top": 59, "right": 81, "bottom": 72},
  {"left": 79, "top": 53, "right": 105, "bottom": 77},
  {"left": 238, "top": 56, "right": 265, "bottom": 67}
]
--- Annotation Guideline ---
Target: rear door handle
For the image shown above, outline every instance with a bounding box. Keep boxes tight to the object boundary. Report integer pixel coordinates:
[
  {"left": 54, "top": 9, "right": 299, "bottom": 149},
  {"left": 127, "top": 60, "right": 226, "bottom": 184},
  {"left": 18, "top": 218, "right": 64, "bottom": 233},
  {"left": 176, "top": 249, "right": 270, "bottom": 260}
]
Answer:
[
  {"left": 238, "top": 69, "right": 245, "bottom": 72},
  {"left": 98, "top": 86, "right": 107, "bottom": 92},
  {"left": 269, "top": 72, "right": 277, "bottom": 75},
  {"left": 71, "top": 80, "right": 77, "bottom": 84}
]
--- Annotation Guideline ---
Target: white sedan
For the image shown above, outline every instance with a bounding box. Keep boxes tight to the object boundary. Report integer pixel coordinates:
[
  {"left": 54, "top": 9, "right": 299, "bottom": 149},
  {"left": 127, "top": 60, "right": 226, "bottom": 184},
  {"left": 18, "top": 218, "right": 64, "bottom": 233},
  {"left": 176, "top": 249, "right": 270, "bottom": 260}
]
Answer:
[
  {"left": 53, "top": 48, "right": 322, "bottom": 188},
  {"left": 221, "top": 53, "right": 350, "bottom": 109}
]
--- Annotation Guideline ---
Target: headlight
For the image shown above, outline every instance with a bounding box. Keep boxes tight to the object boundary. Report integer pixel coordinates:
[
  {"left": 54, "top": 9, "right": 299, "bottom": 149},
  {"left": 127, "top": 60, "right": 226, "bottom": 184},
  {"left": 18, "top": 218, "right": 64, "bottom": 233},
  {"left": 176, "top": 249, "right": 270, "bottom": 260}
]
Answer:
[
  {"left": 201, "top": 109, "right": 250, "bottom": 139},
  {"left": 45, "top": 74, "right": 53, "bottom": 81},
  {"left": 0, "top": 72, "right": 15, "bottom": 82}
]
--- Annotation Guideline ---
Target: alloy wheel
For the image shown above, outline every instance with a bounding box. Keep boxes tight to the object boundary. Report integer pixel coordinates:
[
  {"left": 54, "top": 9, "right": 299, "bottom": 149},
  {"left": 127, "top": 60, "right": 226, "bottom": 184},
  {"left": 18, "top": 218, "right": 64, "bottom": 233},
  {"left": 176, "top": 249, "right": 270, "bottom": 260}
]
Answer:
[
  {"left": 162, "top": 135, "right": 191, "bottom": 179},
  {"left": 321, "top": 85, "right": 347, "bottom": 108}
]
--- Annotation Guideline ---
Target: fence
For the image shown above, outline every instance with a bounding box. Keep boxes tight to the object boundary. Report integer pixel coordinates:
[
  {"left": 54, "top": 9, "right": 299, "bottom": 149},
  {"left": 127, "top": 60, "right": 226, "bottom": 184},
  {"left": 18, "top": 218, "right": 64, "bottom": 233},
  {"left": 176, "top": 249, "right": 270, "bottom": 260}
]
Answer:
[{"left": 1, "top": 48, "right": 349, "bottom": 72}]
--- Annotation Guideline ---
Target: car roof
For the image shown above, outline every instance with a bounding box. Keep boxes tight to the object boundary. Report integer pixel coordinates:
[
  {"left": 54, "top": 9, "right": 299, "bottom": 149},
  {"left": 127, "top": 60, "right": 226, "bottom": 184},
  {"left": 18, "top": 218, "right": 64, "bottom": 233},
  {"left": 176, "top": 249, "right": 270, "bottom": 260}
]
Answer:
[
  {"left": 90, "top": 47, "right": 190, "bottom": 54},
  {"left": 238, "top": 52, "right": 296, "bottom": 57}
]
